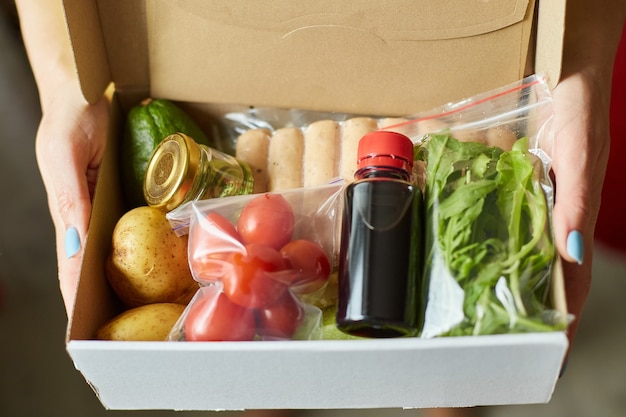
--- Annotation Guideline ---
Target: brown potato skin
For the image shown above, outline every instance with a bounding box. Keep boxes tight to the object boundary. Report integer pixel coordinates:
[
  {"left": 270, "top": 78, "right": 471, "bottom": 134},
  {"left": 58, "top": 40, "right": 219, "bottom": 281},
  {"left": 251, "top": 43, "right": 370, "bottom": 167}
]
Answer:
[
  {"left": 96, "top": 303, "right": 186, "bottom": 341},
  {"left": 106, "top": 206, "right": 197, "bottom": 307}
]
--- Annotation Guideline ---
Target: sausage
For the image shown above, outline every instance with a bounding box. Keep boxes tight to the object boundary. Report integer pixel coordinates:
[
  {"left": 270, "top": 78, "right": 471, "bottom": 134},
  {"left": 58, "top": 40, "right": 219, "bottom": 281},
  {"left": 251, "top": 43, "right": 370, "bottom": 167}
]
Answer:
[
  {"left": 340, "top": 117, "right": 378, "bottom": 182},
  {"left": 303, "top": 120, "right": 340, "bottom": 187},
  {"left": 416, "top": 118, "right": 448, "bottom": 137},
  {"left": 267, "top": 127, "right": 304, "bottom": 191},
  {"left": 454, "top": 128, "right": 486, "bottom": 144},
  {"left": 485, "top": 125, "right": 518, "bottom": 151},
  {"left": 235, "top": 128, "right": 271, "bottom": 193},
  {"left": 379, "top": 117, "right": 408, "bottom": 129}
]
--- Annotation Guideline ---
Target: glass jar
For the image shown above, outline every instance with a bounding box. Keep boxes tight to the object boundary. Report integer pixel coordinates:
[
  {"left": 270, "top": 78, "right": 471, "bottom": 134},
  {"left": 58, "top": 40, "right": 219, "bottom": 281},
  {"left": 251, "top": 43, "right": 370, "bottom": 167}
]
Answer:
[{"left": 144, "top": 132, "right": 254, "bottom": 211}]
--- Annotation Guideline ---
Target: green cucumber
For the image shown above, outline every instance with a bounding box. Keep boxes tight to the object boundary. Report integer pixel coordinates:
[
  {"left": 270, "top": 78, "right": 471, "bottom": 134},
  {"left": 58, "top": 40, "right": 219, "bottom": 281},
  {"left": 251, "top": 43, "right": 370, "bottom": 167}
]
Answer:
[{"left": 120, "top": 98, "right": 211, "bottom": 208}]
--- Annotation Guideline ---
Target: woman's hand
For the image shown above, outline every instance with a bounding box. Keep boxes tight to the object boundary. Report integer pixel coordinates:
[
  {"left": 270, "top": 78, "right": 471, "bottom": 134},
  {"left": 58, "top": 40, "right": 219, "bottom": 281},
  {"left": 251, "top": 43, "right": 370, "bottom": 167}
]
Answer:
[
  {"left": 550, "top": 68, "right": 611, "bottom": 344},
  {"left": 35, "top": 78, "right": 109, "bottom": 316},
  {"left": 549, "top": 1, "right": 625, "bottom": 345},
  {"left": 16, "top": 0, "right": 110, "bottom": 317}
]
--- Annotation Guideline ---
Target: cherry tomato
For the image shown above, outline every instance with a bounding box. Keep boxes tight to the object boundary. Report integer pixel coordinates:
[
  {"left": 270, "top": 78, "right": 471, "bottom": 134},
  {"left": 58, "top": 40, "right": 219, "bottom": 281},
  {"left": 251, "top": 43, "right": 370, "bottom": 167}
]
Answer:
[
  {"left": 280, "top": 239, "right": 331, "bottom": 294},
  {"left": 190, "top": 212, "right": 244, "bottom": 282},
  {"left": 221, "top": 243, "right": 290, "bottom": 309},
  {"left": 256, "top": 292, "right": 305, "bottom": 339},
  {"left": 184, "top": 286, "right": 256, "bottom": 341},
  {"left": 237, "top": 194, "right": 295, "bottom": 250}
]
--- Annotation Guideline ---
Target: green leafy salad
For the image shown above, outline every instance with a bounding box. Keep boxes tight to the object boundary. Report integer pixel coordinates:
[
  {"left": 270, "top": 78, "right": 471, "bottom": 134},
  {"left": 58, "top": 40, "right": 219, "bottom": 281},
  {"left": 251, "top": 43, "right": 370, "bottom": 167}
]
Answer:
[{"left": 417, "top": 133, "right": 567, "bottom": 337}]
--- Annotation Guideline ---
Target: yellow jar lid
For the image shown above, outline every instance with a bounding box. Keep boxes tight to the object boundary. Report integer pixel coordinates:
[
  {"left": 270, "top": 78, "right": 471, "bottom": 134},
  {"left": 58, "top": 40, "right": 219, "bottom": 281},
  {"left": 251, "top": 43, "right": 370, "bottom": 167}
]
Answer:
[{"left": 144, "top": 133, "right": 200, "bottom": 211}]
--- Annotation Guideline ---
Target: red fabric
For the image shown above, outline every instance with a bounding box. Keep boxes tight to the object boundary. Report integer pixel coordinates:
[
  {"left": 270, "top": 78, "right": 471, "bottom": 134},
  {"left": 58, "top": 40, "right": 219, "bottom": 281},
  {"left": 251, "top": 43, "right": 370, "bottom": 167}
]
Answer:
[{"left": 595, "top": 28, "right": 626, "bottom": 252}]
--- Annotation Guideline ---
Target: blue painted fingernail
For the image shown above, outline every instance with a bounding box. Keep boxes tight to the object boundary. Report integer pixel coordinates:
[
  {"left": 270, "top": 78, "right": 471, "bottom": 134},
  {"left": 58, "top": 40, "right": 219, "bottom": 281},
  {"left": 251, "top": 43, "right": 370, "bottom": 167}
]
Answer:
[
  {"left": 65, "top": 227, "right": 81, "bottom": 258},
  {"left": 566, "top": 230, "right": 584, "bottom": 265}
]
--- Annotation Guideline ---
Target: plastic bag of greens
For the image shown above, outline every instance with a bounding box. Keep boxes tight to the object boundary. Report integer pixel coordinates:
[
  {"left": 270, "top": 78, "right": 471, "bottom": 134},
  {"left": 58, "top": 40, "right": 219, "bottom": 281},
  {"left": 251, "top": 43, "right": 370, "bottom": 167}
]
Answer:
[{"left": 386, "top": 74, "right": 571, "bottom": 337}]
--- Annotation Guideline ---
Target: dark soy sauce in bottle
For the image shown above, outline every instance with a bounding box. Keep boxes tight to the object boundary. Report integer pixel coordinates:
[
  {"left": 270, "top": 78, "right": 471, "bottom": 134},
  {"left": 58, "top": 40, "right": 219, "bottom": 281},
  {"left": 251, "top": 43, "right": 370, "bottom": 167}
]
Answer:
[{"left": 337, "top": 131, "right": 422, "bottom": 338}]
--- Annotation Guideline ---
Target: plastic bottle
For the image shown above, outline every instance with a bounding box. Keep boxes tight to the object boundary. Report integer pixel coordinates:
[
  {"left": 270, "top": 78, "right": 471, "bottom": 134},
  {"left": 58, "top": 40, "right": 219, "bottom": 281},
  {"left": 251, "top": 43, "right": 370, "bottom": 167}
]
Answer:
[
  {"left": 144, "top": 132, "right": 254, "bottom": 211},
  {"left": 336, "top": 131, "right": 423, "bottom": 338}
]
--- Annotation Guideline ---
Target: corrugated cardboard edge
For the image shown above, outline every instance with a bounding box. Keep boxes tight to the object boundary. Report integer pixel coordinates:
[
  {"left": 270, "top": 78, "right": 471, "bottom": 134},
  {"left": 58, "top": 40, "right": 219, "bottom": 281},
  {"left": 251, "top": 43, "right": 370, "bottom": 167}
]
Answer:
[
  {"left": 535, "top": 0, "right": 566, "bottom": 88},
  {"left": 97, "top": 1, "right": 149, "bottom": 99},
  {"left": 63, "top": 0, "right": 150, "bottom": 105},
  {"left": 62, "top": 0, "right": 111, "bottom": 104},
  {"left": 551, "top": 257, "right": 569, "bottom": 325}
]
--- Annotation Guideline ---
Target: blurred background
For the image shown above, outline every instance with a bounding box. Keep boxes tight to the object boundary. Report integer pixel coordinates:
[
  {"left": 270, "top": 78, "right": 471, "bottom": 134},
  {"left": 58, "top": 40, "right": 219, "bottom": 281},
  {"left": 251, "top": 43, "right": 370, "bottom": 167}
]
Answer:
[{"left": 1, "top": 4, "right": 625, "bottom": 417}]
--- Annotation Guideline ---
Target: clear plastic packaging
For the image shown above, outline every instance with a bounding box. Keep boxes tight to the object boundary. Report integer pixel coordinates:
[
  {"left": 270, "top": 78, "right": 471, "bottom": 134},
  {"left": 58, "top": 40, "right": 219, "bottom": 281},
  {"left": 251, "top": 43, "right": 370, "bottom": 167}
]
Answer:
[
  {"left": 167, "top": 74, "right": 570, "bottom": 341},
  {"left": 223, "top": 110, "right": 415, "bottom": 192},
  {"left": 387, "top": 74, "right": 570, "bottom": 337},
  {"left": 166, "top": 183, "right": 344, "bottom": 341}
]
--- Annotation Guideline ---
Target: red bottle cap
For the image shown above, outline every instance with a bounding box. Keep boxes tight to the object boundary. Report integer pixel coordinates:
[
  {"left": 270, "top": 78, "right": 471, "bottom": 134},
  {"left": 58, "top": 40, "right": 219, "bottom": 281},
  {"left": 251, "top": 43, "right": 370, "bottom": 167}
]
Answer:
[{"left": 357, "top": 131, "right": 414, "bottom": 172}]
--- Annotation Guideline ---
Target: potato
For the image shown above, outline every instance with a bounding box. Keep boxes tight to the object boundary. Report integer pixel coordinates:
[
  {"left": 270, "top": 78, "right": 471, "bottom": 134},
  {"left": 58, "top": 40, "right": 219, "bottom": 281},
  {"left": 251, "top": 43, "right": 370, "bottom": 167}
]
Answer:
[
  {"left": 96, "top": 303, "right": 186, "bottom": 341},
  {"left": 106, "top": 206, "right": 197, "bottom": 307}
]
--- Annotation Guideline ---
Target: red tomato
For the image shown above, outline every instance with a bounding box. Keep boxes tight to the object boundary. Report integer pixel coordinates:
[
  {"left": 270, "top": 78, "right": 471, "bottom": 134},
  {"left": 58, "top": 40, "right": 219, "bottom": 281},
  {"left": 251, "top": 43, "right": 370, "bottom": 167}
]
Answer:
[
  {"left": 190, "top": 212, "right": 244, "bottom": 282},
  {"left": 184, "top": 286, "right": 256, "bottom": 341},
  {"left": 256, "top": 292, "right": 305, "bottom": 339},
  {"left": 280, "top": 239, "right": 331, "bottom": 294},
  {"left": 221, "top": 243, "right": 290, "bottom": 309},
  {"left": 237, "top": 194, "right": 295, "bottom": 250}
]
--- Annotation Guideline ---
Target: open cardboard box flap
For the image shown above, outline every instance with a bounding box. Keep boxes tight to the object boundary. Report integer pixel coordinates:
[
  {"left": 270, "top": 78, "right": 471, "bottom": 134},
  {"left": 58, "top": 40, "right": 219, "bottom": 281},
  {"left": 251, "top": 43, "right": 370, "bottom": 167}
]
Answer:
[
  {"left": 63, "top": 0, "right": 570, "bottom": 410},
  {"left": 64, "top": 0, "right": 564, "bottom": 115}
]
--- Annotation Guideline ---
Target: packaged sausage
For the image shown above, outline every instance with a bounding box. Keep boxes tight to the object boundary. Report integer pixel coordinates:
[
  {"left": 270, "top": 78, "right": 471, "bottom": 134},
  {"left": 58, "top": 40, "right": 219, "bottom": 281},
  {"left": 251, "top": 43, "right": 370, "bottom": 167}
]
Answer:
[{"left": 223, "top": 110, "right": 404, "bottom": 192}]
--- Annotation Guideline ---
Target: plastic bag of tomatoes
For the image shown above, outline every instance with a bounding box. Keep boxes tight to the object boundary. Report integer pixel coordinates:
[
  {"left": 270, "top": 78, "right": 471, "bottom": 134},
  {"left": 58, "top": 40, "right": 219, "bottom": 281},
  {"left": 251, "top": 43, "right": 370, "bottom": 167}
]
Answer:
[{"left": 166, "top": 183, "right": 344, "bottom": 341}]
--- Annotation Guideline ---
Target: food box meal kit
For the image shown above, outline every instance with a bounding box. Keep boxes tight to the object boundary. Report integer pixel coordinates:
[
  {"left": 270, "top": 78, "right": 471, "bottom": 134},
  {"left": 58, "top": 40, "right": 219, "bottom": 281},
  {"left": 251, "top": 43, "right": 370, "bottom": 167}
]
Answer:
[{"left": 64, "top": 0, "right": 571, "bottom": 410}]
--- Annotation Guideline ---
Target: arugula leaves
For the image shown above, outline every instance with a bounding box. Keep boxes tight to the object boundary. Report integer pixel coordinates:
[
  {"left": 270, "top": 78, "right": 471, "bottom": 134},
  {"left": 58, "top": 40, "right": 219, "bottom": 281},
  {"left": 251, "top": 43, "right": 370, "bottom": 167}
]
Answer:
[{"left": 418, "top": 133, "right": 564, "bottom": 337}]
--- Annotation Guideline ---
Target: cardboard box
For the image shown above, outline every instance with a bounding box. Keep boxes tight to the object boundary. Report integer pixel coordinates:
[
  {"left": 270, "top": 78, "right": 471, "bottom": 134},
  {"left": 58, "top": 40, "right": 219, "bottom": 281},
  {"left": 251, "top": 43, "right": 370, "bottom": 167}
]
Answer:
[{"left": 64, "top": 0, "right": 569, "bottom": 410}]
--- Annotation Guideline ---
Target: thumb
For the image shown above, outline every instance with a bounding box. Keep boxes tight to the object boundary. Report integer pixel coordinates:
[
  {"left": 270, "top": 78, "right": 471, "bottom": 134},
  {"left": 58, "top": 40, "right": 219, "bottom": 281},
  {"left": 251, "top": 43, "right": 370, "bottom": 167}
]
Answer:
[
  {"left": 549, "top": 77, "right": 610, "bottom": 346},
  {"left": 37, "top": 137, "right": 95, "bottom": 318},
  {"left": 550, "top": 79, "right": 609, "bottom": 267},
  {"left": 56, "top": 186, "right": 93, "bottom": 312},
  {"left": 48, "top": 170, "right": 93, "bottom": 318}
]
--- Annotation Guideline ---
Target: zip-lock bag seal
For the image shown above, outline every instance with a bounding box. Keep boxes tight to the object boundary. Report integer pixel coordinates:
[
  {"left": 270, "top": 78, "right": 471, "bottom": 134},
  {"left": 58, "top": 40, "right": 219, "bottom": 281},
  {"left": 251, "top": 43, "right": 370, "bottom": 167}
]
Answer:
[{"left": 384, "top": 74, "right": 572, "bottom": 337}]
